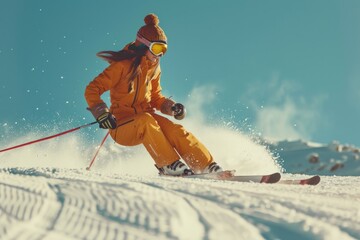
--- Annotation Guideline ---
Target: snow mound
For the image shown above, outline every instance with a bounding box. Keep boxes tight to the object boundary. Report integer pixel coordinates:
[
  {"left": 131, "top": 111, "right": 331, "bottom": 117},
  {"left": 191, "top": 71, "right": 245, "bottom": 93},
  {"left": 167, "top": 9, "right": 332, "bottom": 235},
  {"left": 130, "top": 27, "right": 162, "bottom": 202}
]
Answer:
[{"left": 268, "top": 140, "right": 360, "bottom": 176}]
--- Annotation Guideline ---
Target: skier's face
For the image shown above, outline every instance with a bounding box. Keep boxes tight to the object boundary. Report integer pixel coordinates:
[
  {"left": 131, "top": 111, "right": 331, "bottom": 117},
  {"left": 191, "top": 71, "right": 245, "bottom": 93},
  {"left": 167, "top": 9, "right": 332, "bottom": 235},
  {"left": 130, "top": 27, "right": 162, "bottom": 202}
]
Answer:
[{"left": 145, "top": 50, "right": 160, "bottom": 63}]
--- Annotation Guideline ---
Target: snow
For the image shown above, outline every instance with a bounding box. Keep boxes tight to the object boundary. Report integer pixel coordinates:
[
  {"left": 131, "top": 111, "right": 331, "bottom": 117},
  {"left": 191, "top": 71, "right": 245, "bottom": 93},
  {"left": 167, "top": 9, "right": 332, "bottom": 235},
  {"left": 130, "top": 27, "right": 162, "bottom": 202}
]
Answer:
[
  {"left": 0, "top": 168, "right": 359, "bottom": 240},
  {"left": 268, "top": 139, "right": 360, "bottom": 176},
  {"left": 0, "top": 122, "right": 360, "bottom": 239}
]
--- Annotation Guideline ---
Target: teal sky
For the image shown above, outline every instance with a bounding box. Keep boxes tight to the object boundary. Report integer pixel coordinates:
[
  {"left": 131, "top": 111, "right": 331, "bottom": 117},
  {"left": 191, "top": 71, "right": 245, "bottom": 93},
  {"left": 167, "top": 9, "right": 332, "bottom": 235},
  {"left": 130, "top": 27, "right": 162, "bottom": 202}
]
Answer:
[{"left": 1, "top": 0, "right": 360, "bottom": 146}]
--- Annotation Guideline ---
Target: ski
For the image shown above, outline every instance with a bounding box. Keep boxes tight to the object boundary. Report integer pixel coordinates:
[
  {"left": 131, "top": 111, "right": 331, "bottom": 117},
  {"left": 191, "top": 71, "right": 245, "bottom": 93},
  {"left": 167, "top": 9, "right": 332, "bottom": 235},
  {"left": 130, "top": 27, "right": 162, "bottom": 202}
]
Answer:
[
  {"left": 167, "top": 171, "right": 282, "bottom": 184},
  {"left": 279, "top": 175, "right": 321, "bottom": 185},
  {"left": 161, "top": 170, "right": 319, "bottom": 185},
  {"left": 183, "top": 170, "right": 236, "bottom": 180},
  {"left": 226, "top": 172, "right": 281, "bottom": 183}
]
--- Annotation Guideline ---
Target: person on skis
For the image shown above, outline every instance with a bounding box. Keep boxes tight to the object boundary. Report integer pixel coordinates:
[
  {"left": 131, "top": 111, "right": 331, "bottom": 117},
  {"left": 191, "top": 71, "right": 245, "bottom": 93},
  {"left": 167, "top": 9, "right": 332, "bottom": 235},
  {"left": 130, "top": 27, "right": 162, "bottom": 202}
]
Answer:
[{"left": 84, "top": 13, "right": 223, "bottom": 176}]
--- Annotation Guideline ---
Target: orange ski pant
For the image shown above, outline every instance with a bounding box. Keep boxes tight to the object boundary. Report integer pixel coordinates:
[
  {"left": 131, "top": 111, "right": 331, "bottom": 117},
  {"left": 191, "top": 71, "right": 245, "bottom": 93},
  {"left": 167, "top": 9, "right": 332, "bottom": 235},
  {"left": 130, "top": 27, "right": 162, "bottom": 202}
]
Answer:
[{"left": 109, "top": 112, "right": 213, "bottom": 172}]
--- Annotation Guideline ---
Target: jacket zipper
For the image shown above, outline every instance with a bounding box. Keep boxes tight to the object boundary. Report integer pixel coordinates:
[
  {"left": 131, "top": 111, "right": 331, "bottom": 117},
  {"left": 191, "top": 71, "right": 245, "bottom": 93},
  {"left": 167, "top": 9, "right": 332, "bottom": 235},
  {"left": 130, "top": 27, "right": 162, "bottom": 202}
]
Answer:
[
  {"left": 131, "top": 77, "right": 140, "bottom": 114},
  {"left": 131, "top": 61, "right": 158, "bottom": 114}
]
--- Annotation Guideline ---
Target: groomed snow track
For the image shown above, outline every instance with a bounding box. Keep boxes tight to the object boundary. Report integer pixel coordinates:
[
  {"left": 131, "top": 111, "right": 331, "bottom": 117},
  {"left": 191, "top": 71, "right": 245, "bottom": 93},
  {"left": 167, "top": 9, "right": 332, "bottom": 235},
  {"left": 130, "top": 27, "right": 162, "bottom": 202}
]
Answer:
[{"left": 0, "top": 168, "right": 359, "bottom": 240}]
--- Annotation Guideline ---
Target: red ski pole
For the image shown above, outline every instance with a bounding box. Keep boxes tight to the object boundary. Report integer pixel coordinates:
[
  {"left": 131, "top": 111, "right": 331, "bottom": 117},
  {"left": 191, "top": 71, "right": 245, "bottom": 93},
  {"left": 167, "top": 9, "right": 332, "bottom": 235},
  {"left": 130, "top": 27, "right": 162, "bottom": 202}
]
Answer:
[
  {"left": 86, "top": 131, "right": 110, "bottom": 171},
  {"left": 0, "top": 121, "right": 97, "bottom": 153}
]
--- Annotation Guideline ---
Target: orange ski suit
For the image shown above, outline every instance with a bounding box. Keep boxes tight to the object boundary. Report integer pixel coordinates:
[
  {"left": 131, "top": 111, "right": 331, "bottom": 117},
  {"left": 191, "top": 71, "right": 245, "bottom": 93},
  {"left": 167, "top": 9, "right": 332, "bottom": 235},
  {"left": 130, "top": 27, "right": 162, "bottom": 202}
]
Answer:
[{"left": 84, "top": 55, "right": 213, "bottom": 172}]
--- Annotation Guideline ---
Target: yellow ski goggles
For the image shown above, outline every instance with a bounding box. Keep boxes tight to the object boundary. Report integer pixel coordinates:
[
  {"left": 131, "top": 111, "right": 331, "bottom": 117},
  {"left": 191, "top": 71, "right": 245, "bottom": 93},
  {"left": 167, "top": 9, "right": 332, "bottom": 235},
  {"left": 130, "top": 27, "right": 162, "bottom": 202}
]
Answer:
[{"left": 136, "top": 33, "right": 168, "bottom": 56}]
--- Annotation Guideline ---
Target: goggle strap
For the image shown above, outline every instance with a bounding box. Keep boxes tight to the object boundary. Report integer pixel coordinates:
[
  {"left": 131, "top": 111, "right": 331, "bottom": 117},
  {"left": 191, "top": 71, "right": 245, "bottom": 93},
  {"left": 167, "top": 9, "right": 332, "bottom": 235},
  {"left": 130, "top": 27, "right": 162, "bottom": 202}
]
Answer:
[{"left": 136, "top": 33, "right": 151, "bottom": 47}]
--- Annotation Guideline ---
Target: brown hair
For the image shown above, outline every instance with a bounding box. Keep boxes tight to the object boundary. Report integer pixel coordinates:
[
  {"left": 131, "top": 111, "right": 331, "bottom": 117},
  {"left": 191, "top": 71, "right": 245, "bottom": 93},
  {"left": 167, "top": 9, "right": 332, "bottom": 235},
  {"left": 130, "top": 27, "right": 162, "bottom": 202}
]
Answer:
[{"left": 96, "top": 44, "right": 147, "bottom": 92}]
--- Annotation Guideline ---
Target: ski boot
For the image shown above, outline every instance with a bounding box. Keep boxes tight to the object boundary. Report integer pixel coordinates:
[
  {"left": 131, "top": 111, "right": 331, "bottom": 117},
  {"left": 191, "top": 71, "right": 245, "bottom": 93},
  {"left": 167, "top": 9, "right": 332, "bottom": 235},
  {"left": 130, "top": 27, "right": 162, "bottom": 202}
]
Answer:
[
  {"left": 157, "top": 160, "right": 194, "bottom": 176},
  {"left": 203, "top": 162, "right": 223, "bottom": 174}
]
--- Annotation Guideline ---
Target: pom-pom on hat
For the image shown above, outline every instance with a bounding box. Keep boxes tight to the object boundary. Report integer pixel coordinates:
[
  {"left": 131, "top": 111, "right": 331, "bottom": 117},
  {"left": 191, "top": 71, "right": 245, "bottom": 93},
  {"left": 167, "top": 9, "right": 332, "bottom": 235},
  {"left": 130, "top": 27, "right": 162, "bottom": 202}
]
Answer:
[{"left": 137, "top": 14, "right": 167, "bottom": 43}]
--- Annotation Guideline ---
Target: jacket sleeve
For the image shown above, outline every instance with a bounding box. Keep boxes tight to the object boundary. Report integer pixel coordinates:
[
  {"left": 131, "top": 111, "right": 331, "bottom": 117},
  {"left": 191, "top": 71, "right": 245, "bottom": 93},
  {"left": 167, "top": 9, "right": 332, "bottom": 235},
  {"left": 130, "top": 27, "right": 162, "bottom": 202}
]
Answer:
[
  {"left": 150, "top": 69, "right": 167, "bottom": 111},
  {"left": 84, "top": 62, "right": 123, "bottom": 108}
]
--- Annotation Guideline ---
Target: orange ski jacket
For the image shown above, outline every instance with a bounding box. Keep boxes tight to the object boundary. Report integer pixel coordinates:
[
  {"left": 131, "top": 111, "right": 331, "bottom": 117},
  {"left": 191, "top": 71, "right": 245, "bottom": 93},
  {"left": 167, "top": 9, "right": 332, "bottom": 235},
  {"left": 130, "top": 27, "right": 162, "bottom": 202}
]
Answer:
[{"left": 84, "top": 55, "right": 167, "bottom": 121}]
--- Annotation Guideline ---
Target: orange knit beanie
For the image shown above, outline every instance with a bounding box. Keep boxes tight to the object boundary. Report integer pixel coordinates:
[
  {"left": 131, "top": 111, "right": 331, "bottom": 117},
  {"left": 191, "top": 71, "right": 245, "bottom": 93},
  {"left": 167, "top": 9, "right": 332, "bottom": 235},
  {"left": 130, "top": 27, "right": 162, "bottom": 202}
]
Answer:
[{"left": 137, "top": 14, "right": 167, "bottom": 43}]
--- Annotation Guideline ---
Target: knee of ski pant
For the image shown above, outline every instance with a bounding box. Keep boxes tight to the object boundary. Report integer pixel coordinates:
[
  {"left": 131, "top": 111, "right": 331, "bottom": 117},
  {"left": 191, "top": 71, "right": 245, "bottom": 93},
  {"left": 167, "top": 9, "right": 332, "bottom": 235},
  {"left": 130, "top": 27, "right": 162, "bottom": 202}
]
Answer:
[
  {"left": 109, "top": 113, "right": 161, "bottom": 146},
  {"left": 133, "top": 113, "right": 163, "bottom": 142},
  {"left": 109, "top": 125, "right": 142, "bottom": 146}
]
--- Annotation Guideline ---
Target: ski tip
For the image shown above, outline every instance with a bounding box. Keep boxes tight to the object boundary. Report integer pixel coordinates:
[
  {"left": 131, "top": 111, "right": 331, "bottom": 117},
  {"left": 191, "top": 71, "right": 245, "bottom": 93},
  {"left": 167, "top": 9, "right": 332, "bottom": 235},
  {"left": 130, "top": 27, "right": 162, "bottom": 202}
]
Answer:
[
  {"left": 260, "top": 172, "right": 281, "bottom": 183},
  {"left": 300, "top": 175, "right": 321, "bottom": 185}
]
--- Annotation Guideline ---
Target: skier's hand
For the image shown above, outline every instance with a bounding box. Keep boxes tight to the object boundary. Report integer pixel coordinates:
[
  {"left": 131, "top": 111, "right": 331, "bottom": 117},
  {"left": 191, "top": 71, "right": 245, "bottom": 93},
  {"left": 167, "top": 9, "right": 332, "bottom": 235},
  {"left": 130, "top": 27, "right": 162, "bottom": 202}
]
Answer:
[
  {"left": 160, "top": 99, "right": 186, "bottom": 120},
  {"left": 171, "top": 103, "right": 186, "bottom": 120},
  {"left": 97, "top": 112, "right": 117, "bottom": 129},
  {"left": 87, "top": 102, "right": 117, "bottom": 129}
]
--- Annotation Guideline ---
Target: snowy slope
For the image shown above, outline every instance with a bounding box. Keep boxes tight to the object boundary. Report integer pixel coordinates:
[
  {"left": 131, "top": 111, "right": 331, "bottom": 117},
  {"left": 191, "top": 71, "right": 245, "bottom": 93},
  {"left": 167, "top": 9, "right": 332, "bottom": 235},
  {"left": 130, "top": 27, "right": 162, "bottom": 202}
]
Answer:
[
  {"left": 267, "top": 140, "right": 360, "bottom": 176},
  {"left": 0, "top": 167, "right": 359, "bottom": 240},
  {"left": 1, "top": 119, "right": 360, "bottom": 240}
]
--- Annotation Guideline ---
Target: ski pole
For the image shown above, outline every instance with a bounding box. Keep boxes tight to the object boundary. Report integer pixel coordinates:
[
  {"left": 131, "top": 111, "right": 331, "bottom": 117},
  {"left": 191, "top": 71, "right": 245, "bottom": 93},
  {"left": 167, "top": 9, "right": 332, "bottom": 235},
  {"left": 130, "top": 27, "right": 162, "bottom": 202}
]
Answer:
[
  {"left": 86, "top": 131, "right": 110, "bottom": 171},
  {"left": 0, "top": 121, "right": 97, "bottom": 153}
]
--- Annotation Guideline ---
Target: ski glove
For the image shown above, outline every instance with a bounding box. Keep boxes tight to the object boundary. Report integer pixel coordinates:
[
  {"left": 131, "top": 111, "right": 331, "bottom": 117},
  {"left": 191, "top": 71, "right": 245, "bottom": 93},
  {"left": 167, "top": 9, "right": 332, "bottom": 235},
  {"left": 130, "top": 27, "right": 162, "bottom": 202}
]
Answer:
[
  {"left": 171, "top": 103, "right": 186, "bottom": 120},
  {"left": 160, "top": 99, "right": 186, "bottom": 120},
  {"left": 97, "top": 112, "right": 117, "bottom": 129},
  {"left": 87, "top": 102, "right": 117, "bottom": 129}
]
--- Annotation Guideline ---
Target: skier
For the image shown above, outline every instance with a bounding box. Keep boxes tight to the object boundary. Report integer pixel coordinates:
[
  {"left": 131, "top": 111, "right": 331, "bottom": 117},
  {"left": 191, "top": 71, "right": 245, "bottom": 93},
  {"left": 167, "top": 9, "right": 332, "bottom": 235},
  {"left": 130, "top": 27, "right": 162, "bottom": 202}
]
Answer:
[{"left": 84, "top": 13, "right": 223, "bottom": 176}]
